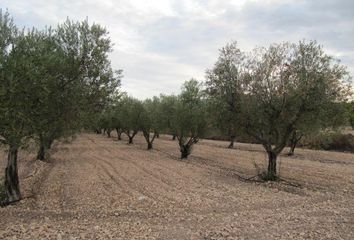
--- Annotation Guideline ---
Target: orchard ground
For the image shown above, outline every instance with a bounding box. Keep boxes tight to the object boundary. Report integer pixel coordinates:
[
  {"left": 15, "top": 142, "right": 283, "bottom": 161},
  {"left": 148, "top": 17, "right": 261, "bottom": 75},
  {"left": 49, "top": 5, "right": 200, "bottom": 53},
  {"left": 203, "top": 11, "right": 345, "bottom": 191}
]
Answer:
[{"left": 0, "top": 132, "right": 354, "bottom": 239}]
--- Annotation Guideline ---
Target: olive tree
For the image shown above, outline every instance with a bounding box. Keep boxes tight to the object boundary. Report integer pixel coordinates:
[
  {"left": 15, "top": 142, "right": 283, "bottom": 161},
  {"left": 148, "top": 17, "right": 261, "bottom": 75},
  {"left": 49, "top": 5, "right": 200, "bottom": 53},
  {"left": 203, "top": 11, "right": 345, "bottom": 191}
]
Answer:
[
  {"left": 0, "top": 11, "right": 38, "bottom": 204},
  {"left": 111, "top": 97, "right": 126, "bottom": 141},
  {"left": 0, "top": 10, "right": 121, "bottom": 205},
  {"left": 98, "top": 94, "right": 126, "bottom": 140},
  {"left": 206, "top": 42, "right": 245, "bottom": 148},
  {"left": 172, "top": 79, "right": 208, "bottom": 159},
  {"left": 140, "top": 97, "right": 163, "bottom": 150},
  {"left": 120, "top": 97, "right": 144, "bottom": 144},
  {"left": 33, "top": 19, "right": 121, "bottom": 160},
  {"left": 160, "top": 94, "right": 178, "bottom": 140},
  {"left": 240, "top": 41, "right": 351, "bottom": 180}
]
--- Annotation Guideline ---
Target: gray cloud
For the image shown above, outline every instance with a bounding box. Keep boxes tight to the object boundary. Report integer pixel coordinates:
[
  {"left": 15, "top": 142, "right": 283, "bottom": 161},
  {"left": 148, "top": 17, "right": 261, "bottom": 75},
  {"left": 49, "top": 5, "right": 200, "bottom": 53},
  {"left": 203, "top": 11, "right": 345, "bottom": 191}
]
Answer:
[{"left": 1, "top": 0, "right": 353, "bottom": 99}]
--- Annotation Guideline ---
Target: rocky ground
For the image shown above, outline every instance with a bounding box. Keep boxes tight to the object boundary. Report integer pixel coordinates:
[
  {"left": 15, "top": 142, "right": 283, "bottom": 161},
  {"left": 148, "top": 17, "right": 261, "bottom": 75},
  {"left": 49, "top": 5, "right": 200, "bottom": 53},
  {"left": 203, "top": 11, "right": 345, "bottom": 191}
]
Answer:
[{"left": 0, "top": 133, "right": 353, "bottom": 239}]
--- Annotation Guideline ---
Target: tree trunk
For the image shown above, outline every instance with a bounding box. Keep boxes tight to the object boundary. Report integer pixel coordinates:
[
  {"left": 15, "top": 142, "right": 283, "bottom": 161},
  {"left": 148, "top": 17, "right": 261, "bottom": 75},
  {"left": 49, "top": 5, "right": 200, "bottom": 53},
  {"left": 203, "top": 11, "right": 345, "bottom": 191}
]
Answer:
[
  {"left": 180, "top": 145, "right": 190, "bottom": 159},
  {"left": 37, "top": 135, "right": 47, "bottom": 161},
  {"left": 288, "top": 132, "right": 303, "bottom": 156},
  {"left": 126, "top": 130, "right": 137, "bottom": 144},
  {"left": 3, "top": 145, "right": 21, "bottom": 205},
  {"left": 267, "top": 151, "right": 277, "bottom": 180},
  {"left": 172, "top": 135, "right": 176, "bottom": 140},
  {"left": 143, "top": 131, "right": 156, "bottom": 150},
  {"left": 228, "top": 135, "right": 236, "bottom": 148},
  {"left": 37, "top": 143, "right": 45, "bottom": 161},
  {"left": 107, "top": 130, "right": 111, "bottom": 138},
  {"left": 288, "top": 144, "right": 296, "bottom": 156},
  {"left": 116, "top": 128, "right": 122, "bottom": 140},
  {"left": 47, "top": 138, "right": 54, "bottom": 150}
]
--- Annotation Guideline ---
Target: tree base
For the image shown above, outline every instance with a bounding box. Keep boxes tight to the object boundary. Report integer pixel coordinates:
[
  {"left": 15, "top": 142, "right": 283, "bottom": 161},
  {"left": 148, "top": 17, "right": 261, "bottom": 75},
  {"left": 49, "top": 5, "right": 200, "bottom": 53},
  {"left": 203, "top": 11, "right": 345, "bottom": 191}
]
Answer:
[
  {"left": 259, "top": 171, "right": 278, "bottom": 181},
  {"left": 0, "top": 198, "right": 21, "bottom": 207},
  {"left": 147, "top": 143, "right": 153, "bottom": 150},
  {"left": 180, "top": 150, "right": 190, "bottom": 159}
]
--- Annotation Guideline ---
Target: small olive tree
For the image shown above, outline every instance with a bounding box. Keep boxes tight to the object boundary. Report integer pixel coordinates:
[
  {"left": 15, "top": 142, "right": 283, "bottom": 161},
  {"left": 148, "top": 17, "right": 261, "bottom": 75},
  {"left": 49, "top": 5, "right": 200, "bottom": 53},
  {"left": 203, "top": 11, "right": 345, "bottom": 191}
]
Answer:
[
  {"left": 160, "top": 94, "right": 178, "bottom": 140},
  {"left": 140, "top": 97, "right": 163, "bottom": 150},
  {"left": 240, "top": 41, "right": 351, "bottom": 180},
  {"left": 172, "top": 79, "right": 208, "bottom": 159},
  {"left": 120, "top": 97, "right": 144, "bottom": 144}
]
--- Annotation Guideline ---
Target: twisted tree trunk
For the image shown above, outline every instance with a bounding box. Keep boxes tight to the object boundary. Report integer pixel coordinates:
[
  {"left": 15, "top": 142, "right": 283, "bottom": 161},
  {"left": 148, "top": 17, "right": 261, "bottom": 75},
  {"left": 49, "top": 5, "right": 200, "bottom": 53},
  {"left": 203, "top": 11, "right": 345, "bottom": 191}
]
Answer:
[
  {"left": 228, "top": 135, "right": 236, "bottom": 148},
  {"left": 37, "top": 134, "right": 46, "bottom": 161},
  {"left": 180, "top": 145, "right": 190, "bottom": 159},
  {"left": 267, "top": 151, "right": 277, "bottom": 180},
  {"left": 125, "top": 130, "right": 137, "bottom": 144},
  {"left": 37, "top": 142, "right": 45, "bottom": 160},
  {"left": 143, "top": 131, "right": 156, "bottom": 150},
  {"left": 178, "top": 137, "right": 198, "bottom": 159},
  {"left": 116, "top": 128, "right": 122, "bottom": 140},
  {"left": 37, "top": 134, "right": 54, "bottom": 161},
  {"left": 288, "top": 131, "right": 303, "bottom": 156},
  {"left": 3, "top": 145, "right": 21, "bottom": 205}
]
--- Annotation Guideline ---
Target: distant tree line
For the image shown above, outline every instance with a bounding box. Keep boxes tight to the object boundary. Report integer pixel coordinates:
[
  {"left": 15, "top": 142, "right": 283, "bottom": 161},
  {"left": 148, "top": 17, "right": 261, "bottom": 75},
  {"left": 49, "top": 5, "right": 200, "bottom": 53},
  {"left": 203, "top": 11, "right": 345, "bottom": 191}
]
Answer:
[{"left": 0, "top": 10, "right": 121, "bottom": 205}]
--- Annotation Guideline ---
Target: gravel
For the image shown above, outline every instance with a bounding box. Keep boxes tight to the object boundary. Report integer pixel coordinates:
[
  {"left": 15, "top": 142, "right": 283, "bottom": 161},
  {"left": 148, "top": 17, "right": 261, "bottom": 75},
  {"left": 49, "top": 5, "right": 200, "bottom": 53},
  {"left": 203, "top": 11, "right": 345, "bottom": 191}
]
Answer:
[{"left": 0, "top": 133, "right": 353, "bottom": 239}]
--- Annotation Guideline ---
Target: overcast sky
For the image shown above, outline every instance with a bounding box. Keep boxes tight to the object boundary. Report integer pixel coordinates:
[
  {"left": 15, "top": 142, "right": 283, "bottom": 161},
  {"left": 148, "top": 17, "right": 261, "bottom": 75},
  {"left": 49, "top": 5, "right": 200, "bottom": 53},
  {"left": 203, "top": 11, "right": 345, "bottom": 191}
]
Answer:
[{"left": 1, "top": 0, "right": 353, "bottom": 99}]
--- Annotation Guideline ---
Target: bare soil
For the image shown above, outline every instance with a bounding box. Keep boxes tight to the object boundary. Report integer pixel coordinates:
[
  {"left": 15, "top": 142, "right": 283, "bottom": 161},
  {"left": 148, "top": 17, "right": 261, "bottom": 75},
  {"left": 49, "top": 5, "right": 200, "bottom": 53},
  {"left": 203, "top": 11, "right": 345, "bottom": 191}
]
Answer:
[{"left": 0, "top": 133, "right": 354, "bottom": 239}]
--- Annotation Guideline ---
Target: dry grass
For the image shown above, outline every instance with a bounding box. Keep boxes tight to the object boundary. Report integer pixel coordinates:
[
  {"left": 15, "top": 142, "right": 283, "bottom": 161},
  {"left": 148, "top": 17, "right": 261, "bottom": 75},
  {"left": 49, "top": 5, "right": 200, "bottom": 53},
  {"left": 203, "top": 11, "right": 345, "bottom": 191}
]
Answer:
[{"left": 0, "top": 132, "right": 353, "bottom": 239}]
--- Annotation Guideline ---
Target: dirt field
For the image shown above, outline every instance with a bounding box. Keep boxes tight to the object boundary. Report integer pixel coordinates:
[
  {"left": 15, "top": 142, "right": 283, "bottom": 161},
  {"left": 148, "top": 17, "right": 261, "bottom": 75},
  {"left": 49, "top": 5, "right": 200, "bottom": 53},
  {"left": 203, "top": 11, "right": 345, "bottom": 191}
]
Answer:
[{"left": 0, "top": 133, "right": 354, "bottom": 239}]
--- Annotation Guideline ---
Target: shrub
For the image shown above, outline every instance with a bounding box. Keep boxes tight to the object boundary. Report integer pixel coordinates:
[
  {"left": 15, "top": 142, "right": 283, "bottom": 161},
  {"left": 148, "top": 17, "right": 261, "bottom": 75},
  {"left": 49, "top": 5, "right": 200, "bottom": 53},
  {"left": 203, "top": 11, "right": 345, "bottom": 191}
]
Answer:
[
  {"left": 321, "top": 134, "right": 354, "bottom": 152},
  {"left": 304, "top": 132, "right": 354, "bottom": 153}
]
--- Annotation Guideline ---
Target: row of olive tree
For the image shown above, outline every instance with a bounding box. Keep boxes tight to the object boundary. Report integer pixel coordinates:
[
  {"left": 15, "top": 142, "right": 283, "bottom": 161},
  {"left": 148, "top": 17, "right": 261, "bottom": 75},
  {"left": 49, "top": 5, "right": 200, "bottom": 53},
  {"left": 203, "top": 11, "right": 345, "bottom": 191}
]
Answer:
[
  {"left": 99, "top": 79, "right": 208, "bottom": 158},
  {"left": 0, "top": 10, "right": 121, "bottom": 205},
  {"left": 97, "top": 40, "right": 351, "bottom": 181}
]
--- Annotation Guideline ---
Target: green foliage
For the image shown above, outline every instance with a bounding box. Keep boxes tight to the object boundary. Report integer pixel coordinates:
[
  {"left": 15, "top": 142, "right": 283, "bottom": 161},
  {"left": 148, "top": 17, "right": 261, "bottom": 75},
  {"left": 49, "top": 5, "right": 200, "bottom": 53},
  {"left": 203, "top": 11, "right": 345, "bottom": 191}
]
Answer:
[
  {"left": 172, "top": 79, "right": 208, "bottom": 158},
  {"left": 141, "top": 97, "right": 163, "bottom": 134},
  {"left": 118, "top": 96, "right": 144, "bottom": 140},
  {"left": 0, "top": 9, "right": 121, "bottom": 160},
  {"left": 159, "top": 94, "right": 178, "bottom": 135},
  {"left": 0, "top": 9, "right": 122, "bottom": 203},
  {"left": 303, "top": 131, "right": 354, "bottom": 153},
  {"left": 241, "top": 41, "right": 350, "bottom": 149},
  {"left": 205, "top": 41, "right": 244, "bottom": 138},
  {"left": 0, "top": 10, "right": 33, "bottom": 147},
  {"left": 51, "top": 18, "right": 122, "bottom": 136},
  {"left": 205, "top": 40, "right": 352, "bottom": 178},
  {"left": 347, "top": 101, "right": 354, "bottom": 129},
  {"left": 139, "top": 97, "right": 164, "bottom": 149}
]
